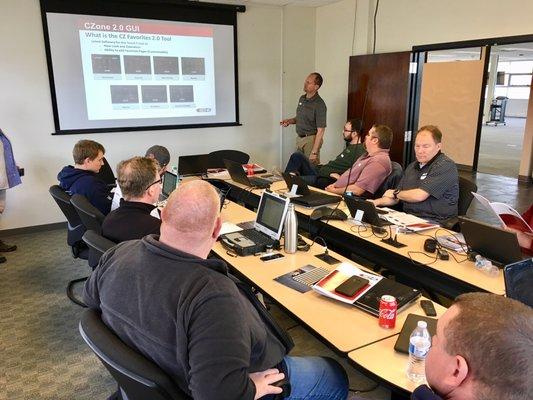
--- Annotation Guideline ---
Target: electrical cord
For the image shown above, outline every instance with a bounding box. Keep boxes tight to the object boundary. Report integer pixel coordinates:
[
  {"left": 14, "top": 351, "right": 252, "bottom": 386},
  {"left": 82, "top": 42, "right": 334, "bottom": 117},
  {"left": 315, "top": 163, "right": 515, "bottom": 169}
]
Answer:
[{"left": 372, "top": 0, "right": 380, "bottom": 54}]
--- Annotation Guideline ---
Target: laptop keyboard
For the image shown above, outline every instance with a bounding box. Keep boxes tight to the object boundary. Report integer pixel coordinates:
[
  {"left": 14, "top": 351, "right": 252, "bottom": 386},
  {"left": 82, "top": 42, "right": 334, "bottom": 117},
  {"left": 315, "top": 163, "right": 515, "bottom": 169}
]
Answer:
[
  {"left": 241, "top": 229, "right": 275, "bottom": 246},
  {"left": 249, "top": 177, "right": 270, "bottom": 187},
  {"left": 292, "top": 267, "right": 330, "bottom": 287}
]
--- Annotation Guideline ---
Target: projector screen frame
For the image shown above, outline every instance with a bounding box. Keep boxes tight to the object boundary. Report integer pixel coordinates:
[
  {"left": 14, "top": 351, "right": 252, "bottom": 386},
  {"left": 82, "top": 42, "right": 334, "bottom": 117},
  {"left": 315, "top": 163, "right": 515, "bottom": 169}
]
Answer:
[{"left": 40, "top": 0, "right": 245, "bottom": 135}]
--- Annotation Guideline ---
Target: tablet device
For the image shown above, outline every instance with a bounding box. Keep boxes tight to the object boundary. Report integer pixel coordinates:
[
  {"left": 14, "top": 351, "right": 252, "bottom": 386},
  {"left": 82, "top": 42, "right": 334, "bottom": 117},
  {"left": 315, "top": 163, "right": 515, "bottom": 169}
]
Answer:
[{"left": 394, "top": 313, "right": 438, "bottom": 354}]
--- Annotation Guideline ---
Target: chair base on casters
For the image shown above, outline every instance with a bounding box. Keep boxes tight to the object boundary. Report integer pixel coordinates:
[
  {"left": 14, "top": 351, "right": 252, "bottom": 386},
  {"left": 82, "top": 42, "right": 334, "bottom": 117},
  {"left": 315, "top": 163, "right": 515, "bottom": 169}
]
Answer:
[{"left": 67, "top": 277, "right": 88, "bottom": 307}]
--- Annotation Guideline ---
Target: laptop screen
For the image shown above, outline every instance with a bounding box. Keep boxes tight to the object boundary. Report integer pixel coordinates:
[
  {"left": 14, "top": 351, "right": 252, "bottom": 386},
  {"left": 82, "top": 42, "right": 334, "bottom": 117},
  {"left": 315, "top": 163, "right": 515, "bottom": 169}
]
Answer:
[
  {"left": 504, "top": 258, "right": 533, "bottom": 307},
  {"left": 254, "top": 191, "right": 289, "bottom": 240},
  {"left": 162, "top": 171, "right": 178, "bottom": 197},
  {"left": 459, "top": 217, "right": 523, "bottom": 266},
  {"left": 178, "top": 154, "right": 209, "bottom": 176}
]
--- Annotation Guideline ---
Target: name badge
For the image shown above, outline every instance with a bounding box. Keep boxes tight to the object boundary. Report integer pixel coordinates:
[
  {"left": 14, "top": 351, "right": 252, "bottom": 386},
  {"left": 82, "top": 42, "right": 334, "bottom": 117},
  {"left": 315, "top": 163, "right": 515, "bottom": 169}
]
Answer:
[{"left": 420, "top": 173, "right": 428, "bottom": 180}]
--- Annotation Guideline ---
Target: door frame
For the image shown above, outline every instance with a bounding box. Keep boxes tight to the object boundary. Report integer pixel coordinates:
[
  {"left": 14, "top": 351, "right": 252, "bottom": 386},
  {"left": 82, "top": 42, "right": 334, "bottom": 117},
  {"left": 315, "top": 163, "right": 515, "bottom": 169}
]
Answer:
[{"left": 408, "top": 33, "right": 533, "bottom": 172}]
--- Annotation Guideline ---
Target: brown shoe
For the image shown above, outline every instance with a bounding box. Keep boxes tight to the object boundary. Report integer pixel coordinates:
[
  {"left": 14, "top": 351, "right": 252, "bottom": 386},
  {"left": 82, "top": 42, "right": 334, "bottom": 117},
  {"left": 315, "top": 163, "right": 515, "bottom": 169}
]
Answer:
[{"left": 0, "top": 240, "right": 16, "bottom": 252}]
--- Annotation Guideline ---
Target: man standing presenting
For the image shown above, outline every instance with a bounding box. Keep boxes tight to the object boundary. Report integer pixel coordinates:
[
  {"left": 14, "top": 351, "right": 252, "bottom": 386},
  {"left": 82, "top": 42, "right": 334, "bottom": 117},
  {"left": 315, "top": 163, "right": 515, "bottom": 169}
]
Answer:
[{"left": 281, "top": 72, "right": 327, "bottom": 164}]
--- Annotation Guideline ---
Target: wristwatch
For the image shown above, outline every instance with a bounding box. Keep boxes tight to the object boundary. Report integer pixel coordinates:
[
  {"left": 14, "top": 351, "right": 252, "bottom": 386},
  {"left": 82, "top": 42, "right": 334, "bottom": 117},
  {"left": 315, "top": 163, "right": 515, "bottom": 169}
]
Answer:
[{"left": 393, "top": 189, "right": 401, "bottom": 199}]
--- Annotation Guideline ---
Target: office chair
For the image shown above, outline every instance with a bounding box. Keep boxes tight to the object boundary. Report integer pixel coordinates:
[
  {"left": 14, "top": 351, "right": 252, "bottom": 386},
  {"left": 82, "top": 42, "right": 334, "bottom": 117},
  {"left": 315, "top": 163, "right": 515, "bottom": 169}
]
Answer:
[
  {"left": 208, "top": 150, "right": 250, "bottom": 169},
  {"left": 49, "top": 185, "right": 92, "bottom": 307},
  {"left": 79, "top": 309, "right": 190, "bottom": 400},
  {"left": 70, "top": 194, "right": 106, "bottom": 234},
  {"left": 96, "top": 157, "right": 116, "bottom": 188},
  {"left": 441, "top": 176, "right": 478, "bottom": 231},
  {"left": 374, "top": 161, "right": 403, "bottom": 199},
  {"left": 49, "top": 185, "right": 88, "bottom": 258},
  {"left": 82, "top": 230, "right": 116, "bottom": 270},
  {"left": 457, "top": 176, "right": 477, "bottom": 216}
]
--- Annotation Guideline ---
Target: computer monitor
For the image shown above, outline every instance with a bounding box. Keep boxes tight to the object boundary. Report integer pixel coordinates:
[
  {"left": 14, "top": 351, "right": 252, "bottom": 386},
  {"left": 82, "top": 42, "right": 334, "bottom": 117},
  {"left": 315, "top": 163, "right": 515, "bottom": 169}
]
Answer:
[
  {"left": 504, "top": 258, "right": 533, "bottom": 307},
  {"left": 254, "top": 191, "right": 289, "bottom": 240},
  {"left": 162, "top": 171, "right": 178, "bottom": 198},
  {"left": 459, "top": 216, "right": 523, "bottom": 266},
  {"left": 178, "top": 154, "right": 210, "bottom": 176}
]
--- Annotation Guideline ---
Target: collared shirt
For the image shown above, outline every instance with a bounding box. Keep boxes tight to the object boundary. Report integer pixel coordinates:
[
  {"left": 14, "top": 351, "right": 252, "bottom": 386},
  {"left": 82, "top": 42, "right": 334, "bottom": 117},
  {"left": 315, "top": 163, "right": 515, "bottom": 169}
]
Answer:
[
  {"left": 295, "top": 93, "right": 327, "bottom": 137},
  {"left": 318, "top": 143, "right": 366, "bottom": 178},
  {"left": 398, "top": 152, "right": 458, "bottom": 222},
  {"left": 102, "top": 200, "right": 161, "bottom": 242},
  {"left": 333, "top": 149, "right": 392, "bottom": 195}
]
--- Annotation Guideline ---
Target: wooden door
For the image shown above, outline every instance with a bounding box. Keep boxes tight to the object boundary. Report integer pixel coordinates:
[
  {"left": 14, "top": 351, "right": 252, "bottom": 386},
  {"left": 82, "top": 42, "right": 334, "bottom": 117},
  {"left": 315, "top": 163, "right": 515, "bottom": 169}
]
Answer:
[{"left": 347, "top": 52, "right": 411, "bottom": 165}]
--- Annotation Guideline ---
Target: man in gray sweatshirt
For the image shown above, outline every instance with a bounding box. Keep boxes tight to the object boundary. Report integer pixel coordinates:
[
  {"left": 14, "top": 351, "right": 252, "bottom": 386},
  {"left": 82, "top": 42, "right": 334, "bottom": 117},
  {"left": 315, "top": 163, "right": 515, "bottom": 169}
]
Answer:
[{"left": 83, "top": 180, "right": 348, "bottom": 400}]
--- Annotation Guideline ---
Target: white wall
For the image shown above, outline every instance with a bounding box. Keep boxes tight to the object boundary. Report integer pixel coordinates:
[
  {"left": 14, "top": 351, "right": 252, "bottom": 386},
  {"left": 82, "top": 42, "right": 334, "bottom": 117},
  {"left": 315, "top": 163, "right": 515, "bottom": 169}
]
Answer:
[
  {"left": 281, "top": 6, "right": 316, "bottom": 166},
  {"left": 315, "top": 0, "right": 358, "bottom": 161},
  {"left": 0, "top": 1, "right": 283, "bottom": 230}
]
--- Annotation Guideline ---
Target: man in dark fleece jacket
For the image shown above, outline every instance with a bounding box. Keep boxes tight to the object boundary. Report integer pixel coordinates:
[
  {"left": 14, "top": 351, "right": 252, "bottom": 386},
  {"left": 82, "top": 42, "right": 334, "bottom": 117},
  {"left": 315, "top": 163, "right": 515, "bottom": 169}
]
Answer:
[
  {"left": 58, "top": 139, "right": 111, "bottom": 215},
  {"left": 83, "top": 180, "right": 348, "bottom": 400}
]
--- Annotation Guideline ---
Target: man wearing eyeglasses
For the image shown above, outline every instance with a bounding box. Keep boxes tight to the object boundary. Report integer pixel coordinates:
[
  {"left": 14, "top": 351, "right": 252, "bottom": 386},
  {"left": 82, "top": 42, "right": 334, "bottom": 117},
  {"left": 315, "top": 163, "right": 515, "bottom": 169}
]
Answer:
[
  {"left": 324, "top": 124, "right": 393, "bottom": 197},
  {"left": 284, "top": 118, "right": 365, "bottom": 189},
  {"left": 102, "top": 157, "right": 162, "bottom": 243},
  {"left": 111, "top": 145, "right": 170, "bottom": 212}
]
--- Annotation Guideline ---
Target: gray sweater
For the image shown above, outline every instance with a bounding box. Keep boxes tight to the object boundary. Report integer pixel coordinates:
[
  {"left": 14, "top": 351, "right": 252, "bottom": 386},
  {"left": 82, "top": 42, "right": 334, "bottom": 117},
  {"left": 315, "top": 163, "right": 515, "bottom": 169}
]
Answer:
[{"left": 83, "top": 235, "right": 286, "bottom": 400}]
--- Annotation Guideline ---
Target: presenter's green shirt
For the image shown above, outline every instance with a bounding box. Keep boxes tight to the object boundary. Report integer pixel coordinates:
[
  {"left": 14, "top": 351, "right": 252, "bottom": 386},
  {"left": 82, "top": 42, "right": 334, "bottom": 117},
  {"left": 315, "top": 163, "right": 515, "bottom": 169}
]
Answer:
[{"left": 318, "top": 143, "right": 365, "bottom": 178}]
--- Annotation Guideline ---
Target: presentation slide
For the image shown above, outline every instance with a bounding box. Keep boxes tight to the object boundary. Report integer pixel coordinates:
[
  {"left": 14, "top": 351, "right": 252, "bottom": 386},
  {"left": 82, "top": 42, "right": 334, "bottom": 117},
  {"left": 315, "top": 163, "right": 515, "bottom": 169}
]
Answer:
[{"left": 45, "top": 13, "right": 237, "bottom": 132}]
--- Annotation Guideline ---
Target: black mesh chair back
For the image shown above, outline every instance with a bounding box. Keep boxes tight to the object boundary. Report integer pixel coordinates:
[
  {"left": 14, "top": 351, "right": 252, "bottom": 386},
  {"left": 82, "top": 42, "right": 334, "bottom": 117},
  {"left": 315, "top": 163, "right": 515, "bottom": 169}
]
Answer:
[
  {"left": 373, "top": 161, "right": 403, "bottom": 199},
  {"left": 95, "top": 157, "right": 116, "bottom": 187},
  {"left": 82, "top": 230, "right": 117, "bottom": 270},
  {"left": 71, "top": 194, "right": 106, "bottom": 234},
  {"left": 208, "top": 150, "right": 250, "bottom": 169},
  {"left": 49, "top": 185, "right": 87, "bottom": 252},
  {"left": 458, "top": 176, "right": 477, "bottom": 216},
  {"left": 79, "top": 309, "right": 190, "bottom": 400}
]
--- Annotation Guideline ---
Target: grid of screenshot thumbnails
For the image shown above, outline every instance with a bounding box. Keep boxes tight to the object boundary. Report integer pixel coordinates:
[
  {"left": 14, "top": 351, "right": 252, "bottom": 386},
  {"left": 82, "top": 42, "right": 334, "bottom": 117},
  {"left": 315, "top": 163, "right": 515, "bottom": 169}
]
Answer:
[{"left": 91, "top": 54, "right": 208, "bottom": 110}]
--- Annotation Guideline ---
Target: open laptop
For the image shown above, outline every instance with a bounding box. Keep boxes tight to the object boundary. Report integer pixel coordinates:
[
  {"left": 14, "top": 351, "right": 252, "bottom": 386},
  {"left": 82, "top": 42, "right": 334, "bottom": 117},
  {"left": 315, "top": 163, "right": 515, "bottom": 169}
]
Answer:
[
  {"left": 219, "top": 190, "right": 289, "bottom": 256},
  {"left": 354, "top": 278, "right": 421, "bottom": 316},
  {"left": 459, "top": 216, "right": 523, "bottom": 267},
  {"left": 344, "top": 195, "right": 392, "bottom": 227},
  {"left": 281, "top": 173, "right": 341, "bottom": 207},
  {"left": 178, "top": 154, "right": 210, "bottom": 176},
  {"left": 161, "top": 171, "right": 178, "bottom": 200},
  {"left": 504, "top": 258, "right": 533, "bottom": 307},
  {"left": 223, "top": 159, "right": 271, "bottom": 189}
]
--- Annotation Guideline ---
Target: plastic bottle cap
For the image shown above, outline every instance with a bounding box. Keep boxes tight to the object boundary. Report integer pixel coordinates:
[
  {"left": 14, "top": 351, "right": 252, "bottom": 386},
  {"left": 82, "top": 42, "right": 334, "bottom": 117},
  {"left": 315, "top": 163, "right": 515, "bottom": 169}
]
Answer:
[{"left": 417, "top": 321, "right": 427, "bottom": 329}]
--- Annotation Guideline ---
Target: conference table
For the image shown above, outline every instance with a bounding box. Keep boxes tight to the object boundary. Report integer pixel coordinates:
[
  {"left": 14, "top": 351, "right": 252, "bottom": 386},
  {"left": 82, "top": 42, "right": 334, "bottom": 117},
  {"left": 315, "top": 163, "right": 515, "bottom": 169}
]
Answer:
[
  {"left": 212, "top": 200, "right": 447, "bottom": 397},
  {"left": 221, "top": 177, "right": 506, "bottom": 299}
]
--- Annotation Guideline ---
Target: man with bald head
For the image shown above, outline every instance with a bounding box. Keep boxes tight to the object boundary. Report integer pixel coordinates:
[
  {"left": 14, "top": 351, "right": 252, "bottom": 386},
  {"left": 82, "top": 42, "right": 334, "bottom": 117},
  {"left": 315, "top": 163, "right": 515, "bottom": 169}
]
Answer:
[{"left": 83, "top": 181, "right": 348, "bottom": 400}]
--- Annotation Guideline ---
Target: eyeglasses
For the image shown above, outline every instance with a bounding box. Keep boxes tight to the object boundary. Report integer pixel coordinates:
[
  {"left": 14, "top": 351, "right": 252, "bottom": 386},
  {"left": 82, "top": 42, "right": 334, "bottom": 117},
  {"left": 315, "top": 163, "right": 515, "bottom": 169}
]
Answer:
[
  {"left": 145, "top": 177, "right": 162, "bottom": 191},
  {"left": 343, "top": 129, "right": 354, "bottom": 133}
]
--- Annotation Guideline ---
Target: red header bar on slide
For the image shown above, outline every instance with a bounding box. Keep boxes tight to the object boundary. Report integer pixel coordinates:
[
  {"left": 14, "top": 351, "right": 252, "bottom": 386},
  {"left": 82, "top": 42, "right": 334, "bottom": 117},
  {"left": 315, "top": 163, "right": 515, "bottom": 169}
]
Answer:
[{"left": 78, "top": 20, "right": 213, "bottom": 37}]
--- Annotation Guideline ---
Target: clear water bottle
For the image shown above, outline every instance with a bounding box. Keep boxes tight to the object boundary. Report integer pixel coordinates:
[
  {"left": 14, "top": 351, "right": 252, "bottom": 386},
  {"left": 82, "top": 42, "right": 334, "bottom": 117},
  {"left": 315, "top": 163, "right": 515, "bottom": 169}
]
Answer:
[
  {"left": 284, "top": 203, "right": 298, "bottom": 254},
  {"left": 406, "top": 320, "right": 431, "bottom": 383},
  {"left": 474, "top": 255, "right": 499, "bottom": 277}
]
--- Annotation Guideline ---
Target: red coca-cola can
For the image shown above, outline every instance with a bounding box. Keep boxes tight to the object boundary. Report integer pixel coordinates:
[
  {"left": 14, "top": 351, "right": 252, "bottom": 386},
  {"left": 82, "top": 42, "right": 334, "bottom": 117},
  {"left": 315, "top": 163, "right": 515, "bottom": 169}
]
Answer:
[{"left": 378, "top": 295, "right": 397, "bottom": 329}]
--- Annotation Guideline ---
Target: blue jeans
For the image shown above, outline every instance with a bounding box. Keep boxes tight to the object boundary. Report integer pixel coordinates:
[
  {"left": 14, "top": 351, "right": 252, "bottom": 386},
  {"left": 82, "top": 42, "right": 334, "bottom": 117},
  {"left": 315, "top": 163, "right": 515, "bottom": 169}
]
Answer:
[
  {"left": 282, "top": 356, "right": 348, "bottom": 400},
  {"left": 285, "top": 152, "right": 319, "bottom": 178}
]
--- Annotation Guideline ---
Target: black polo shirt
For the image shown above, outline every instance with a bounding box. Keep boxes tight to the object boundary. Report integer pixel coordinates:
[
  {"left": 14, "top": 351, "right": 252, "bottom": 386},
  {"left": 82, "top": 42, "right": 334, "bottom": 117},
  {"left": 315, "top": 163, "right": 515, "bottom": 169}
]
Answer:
[
  {"left": 102, "top": 200, "right": 161, "bottom": 243},
  {"left": 398, "top": 152, "right": 459, "bottom": 222},
  {"left": 295, "top": 93, "right": 327, "bottom": 137}
]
